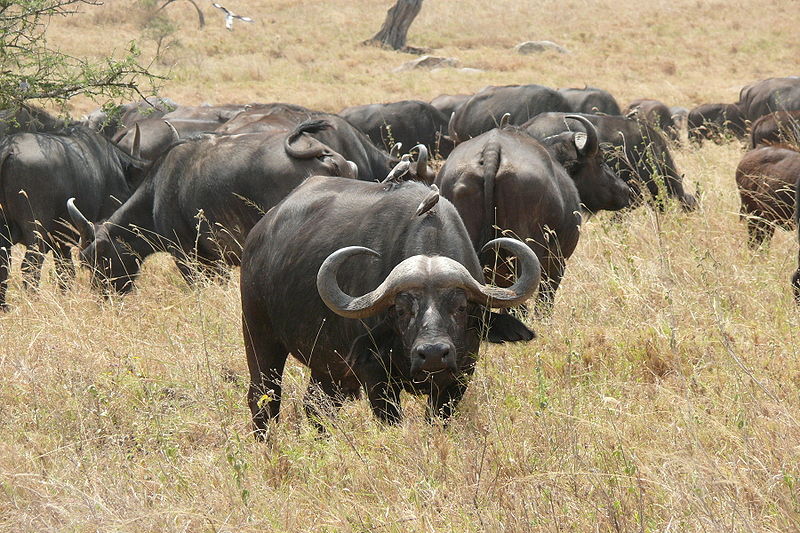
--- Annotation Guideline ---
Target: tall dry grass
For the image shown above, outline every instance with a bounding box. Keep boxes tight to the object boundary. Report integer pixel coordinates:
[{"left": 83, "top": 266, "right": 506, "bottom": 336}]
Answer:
[{"left": 2, "top": 0, "right": 800, "bottom": 531}]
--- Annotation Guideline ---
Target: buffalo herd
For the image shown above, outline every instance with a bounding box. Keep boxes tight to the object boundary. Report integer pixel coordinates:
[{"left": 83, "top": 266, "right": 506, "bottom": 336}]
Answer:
[{"left": 1, "top": 75, "right": 799, "bottom": 436}]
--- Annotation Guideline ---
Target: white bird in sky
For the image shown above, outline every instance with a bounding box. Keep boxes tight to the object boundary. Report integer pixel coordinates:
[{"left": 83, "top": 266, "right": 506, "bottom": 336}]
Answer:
[{"left": 211, "top": 2, "right": 254, "bottom": 31}]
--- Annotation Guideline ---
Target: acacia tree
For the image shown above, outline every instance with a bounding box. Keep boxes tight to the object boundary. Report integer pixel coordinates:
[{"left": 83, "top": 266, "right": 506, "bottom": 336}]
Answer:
[
  {"left": 365, "top": 0, "right": 424, "bottom": 52},
  {"left": 0, "top": 0, "right": 160, "bottom": 111}
]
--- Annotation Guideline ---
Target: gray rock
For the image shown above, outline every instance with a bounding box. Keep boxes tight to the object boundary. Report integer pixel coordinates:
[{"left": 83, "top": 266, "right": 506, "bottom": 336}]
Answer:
[
  {"left": 394, "top": 55, "right": 460, "bottom": 72},
  {"left": 515, "top": 41, "right": 570, "bottom": 55}
]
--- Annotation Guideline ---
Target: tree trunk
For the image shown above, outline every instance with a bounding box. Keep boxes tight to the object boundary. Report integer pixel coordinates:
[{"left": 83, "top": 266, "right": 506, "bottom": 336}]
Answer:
[{"left": 365, "top": 0, "right": 423, "bottom": 51}]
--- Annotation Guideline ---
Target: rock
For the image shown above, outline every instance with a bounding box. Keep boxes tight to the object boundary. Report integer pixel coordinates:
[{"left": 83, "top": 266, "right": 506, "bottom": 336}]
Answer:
[
  {"left": 430, "top": 67, "right": 484, "bottom": 75},
  {"left": 514, "top": 41, "right": 570, "bottom": 55},
  {"left": 394, "top": 55, "right": 460, "bottom": 72}
]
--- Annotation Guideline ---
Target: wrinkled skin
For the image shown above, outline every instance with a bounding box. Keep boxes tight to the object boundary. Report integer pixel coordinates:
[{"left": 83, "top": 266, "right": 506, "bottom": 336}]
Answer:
[
  {"left": 735, "top": 145, "right": 800, "bottom": 248},
  {"left": 74, "top": 123, "right": 358, "bottom": 294},
  {"left": 241, "top": 177, "right": 537, "bottom": 437}
]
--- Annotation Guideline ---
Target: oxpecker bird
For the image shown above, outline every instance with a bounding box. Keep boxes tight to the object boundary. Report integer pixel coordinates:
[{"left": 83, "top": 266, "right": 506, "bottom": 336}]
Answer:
[
  {"left": 381, "top": 154, "right": 412, "bottom": 184},
  {"left": 415, "top": 185, "right": 440, "bottom": 216}
]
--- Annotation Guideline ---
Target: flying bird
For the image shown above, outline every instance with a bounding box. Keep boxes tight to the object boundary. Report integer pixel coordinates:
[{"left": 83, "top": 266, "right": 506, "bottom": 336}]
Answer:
[
  {"left": 415, "top": 185, "right": 440, "bottom": 216},
  {"left": 211, "top": 2, "right": 254, "bottom": 31}
]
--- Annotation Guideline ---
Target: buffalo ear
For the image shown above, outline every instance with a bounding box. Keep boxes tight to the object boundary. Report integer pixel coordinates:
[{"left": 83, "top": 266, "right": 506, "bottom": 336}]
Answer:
[
  {"left": 541, "top": 133, "right": 579, "bottom": 169},
  {"left": 485, "top": 311, "right": 535, "bottom": 343},
  {"left": 573, "top": 132, "right": 588, "bottom": 153}
]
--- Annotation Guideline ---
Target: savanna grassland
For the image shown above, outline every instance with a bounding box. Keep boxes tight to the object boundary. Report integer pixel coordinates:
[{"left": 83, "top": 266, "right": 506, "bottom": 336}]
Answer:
[{"left": 2, "top": 0, "right": 800, "bottom": 531}]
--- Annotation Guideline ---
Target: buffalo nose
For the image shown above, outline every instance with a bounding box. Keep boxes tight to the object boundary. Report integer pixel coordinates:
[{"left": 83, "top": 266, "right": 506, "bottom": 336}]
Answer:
[{"left": 414, "top": 343, "right": 451, "bottom": 372}]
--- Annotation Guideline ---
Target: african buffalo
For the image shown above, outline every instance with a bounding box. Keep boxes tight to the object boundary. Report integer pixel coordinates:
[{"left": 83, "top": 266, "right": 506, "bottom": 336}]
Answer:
[
  {"left": 217, "top": 105, "right": 397, "bottom": 181},
  {"left": 735, "top": 145, "right": 800, "bottom": 247},
  {"left": 240, "top": 176, "right": 540, "bottom": 436},
  {"left": 436, "top": 120, "right": 631, "bottom": 309},
  {"left": 792, "top": 182, "right": 800, "bottom": 302},
  {"left": 558, "top": 87, "right": 621, "bottom": 115},
  {"left": 68, "top": 120, "right": 358, "bottom": 294},
  {"left": 83, "top": 97, "right": 178, "bottom": 139},
  {"left": 430, "top": 93, "right": 472, "bottom": 119},
  {"left": 114, "top": 118, "right": 226, "bottom": 161},
  {"left": 0, "top": 126, "right": 145, "bottom": 308},
  {"left": 749, "top": 111, "right": 800, "bottom": 149},
  {"left": 624, "top": 99, "right": 679, "bottom": 142},
  {"left": 161, "top": 104, "right": 252, "bottom": 123},
  {"left": 524, "top": 112, "right": 697, "bottom": 211},
  {"left": 339, "top": 100, "right": 454, "bottom": 157},
  {"left": 215, "top": 103, "right": 311, "bottom": 134},
  {"left": 449, "top": 84, "right": 572, "bottom": 144},
  {"left": 737, "top": 77, "right": 800, "bottom": 122},
  {"left": 687, "top": 103, "right": 747, "bottom": 144},
  {"left": 0, "top": 105, "right": 63, "bottom": 136}
]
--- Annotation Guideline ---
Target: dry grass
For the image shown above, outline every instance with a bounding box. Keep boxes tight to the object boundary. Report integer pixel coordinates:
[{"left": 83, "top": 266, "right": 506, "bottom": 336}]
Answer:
[{"left": 2, "top": 0, "right": 800, "bottom": 531}]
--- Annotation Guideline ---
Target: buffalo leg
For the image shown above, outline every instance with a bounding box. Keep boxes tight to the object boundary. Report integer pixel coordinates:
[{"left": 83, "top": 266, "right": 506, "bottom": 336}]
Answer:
[
  {"left": 427, "top": 378, "right": 469, "bottom": 422},
  {"left": 0, "top": 239, "right": 10, "bottom": 310},
  {"left": 363, "top": 376, "right": 402, "bottom": 425},
  {"left": 172, "top": 250, "right": 229, "bottom": 287},
  {"left": 53, "top": 242, "right": 75, "bottom": 292},
  {"left": 243, "top": 312, "right": 289, "bottom": 440},
  {"left": 793, "top": 268, "right": 800, "bottom": 304},
  {"left": 350, "top": 324, "right": 402, "bottom": 423},
  {"left": 21, "top": 246, "right": 44, "bottom": 292},
  {"left": 303, "top": 372, "right": 360, "bottom": 430},
  {"left": 746, "top": 217, "right": 774, "bottom": 249},
  {"left": 536, "top": 272, "right": 563, "bottom": 316}
]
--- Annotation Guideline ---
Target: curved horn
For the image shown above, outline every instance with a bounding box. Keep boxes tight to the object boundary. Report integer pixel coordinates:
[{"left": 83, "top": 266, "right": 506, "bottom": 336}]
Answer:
[
  {"left": 565, "top": 114, "right": 599, "bottom": 156},
  {"left": 131, "top": 123, "right": 142, "bottom": 159},
  {"left": 318, "top": 239, "right": 541, "bottom": 319},
  {"left": 499, "top": 113, "right": 512, "bottom": 129},
  {"left": 163, "top": 120, "right": 179, "bottom": 140},
  {"left": 389, "top": 142, "right": 403, "bottom": 158},
  {"left": 284, "top": 120, "right": 331, "bottom": 159},
  {"left": 317, "top": 246, "right": 391, "bottom": 319},
  {"left": 469, "top": 238, "right": 541, "bottom": 307},
  {"left": 346, "top": 160, "right": 359, "bottom": 180},
  {"left": 448, "top": 111, "right": 458, "bottom": 144},
  {"left": 67, "top": 197, "right": 95, "bottom": 243},
  {"left": 414, "top": 144, "right": 432, "bottom": 182}
]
